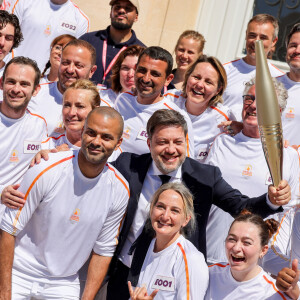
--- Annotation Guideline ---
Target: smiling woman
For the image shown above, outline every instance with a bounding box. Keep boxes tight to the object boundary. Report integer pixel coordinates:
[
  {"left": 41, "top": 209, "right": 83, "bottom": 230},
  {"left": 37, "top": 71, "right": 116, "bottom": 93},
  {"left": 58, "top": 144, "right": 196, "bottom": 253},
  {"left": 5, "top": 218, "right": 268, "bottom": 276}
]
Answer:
[
  {"left": 165, "top": 55, "right": 236, "bottom": 163},
  {"left": 127, "top": 182, "right": 208, "bottom": 300},
  {"left": 205, "top": 211, "right": 299, "bottom": 299}
]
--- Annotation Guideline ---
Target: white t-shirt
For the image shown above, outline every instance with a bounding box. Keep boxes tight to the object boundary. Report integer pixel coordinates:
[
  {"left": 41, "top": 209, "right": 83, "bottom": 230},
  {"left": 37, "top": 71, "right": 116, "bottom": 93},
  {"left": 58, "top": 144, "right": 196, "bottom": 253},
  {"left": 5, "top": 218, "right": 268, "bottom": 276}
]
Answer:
[
  {"left": 164, "top": 89, "right": 236, "bottom": 163},
  {"left": 205, "top": 264, "right": 288, "bottom": 300},
  {"left": 0, "top": 109, "right": 48, "bottom": 217},
  {"left": 42, "top": 131, "right": 122, "bottom": 162},
  {"left": 263, "top": 206, "right": 300, "bottom": 276},
  {"left": 223, "top": 58, "right": 285, "bottom": 120},
  {"left": 277, "top": 74, "right": 300, "bottom": 147},
  {"left": 135, "top": 235, "right": 208, "bottom": 300},
  {"left": 0, "top": 150, "right": 129, "bottom": 282},
  {"left": 205, "top": 132, "right": 299, "bottom": 263},
  {"left": 4, "top": 0, "right": 89, "bottom": 71},
  {"left": 98, "top": 88, "right": 118, "bottom": 108},
  {"left": 114, "top": 92, "right": 195, "bottom": 158},
  {"left": 28, "top": 81, "right": 64, "bottom": 135}
]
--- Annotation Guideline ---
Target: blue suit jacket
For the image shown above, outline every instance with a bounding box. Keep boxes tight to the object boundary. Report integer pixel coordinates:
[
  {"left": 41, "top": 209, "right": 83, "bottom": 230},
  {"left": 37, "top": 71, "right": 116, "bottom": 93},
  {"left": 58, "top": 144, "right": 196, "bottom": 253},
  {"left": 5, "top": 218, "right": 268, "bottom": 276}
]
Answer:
[{"left": 112, "top": 152, "right": 281, "bottom": 258}]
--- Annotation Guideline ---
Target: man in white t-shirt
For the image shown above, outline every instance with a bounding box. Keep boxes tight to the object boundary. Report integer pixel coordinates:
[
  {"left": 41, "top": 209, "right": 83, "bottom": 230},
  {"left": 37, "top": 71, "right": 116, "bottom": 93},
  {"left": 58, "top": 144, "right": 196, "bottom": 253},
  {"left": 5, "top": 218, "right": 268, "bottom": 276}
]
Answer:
[
  {"left": 0, "top": 56, "right": 47, "bottom": 218},
  {"left": 223, "top": 14, "right": 284, "bottom": 119},
  {"left": 114, "top": 46, "right": 194, "bottom": 157},
  {"left": 206, "top": 78, "right": 299, "bottom": 264},
  {"left": 28, "top": 39, "right": 97, "bottom": 135},
  {"left": 0, "top": 107, "right": 129, "bottom": 299},
  {"left": 277, "top": 23, "right": 300, "bottom": 148},
  {"left": 2, "top": 0, "right": 89, "bottom": 71}
]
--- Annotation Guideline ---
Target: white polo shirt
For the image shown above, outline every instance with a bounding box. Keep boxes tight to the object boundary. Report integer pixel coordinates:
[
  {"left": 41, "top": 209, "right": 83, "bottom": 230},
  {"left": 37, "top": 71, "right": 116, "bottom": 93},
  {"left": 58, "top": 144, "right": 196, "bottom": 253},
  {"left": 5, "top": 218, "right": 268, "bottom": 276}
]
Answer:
[
  {"left": 205, "top": 131, "right": 299, "bottom": 263},
  {"left": 114, "top": 92, "right": 195, "bottom": 158},
  {"left": 136, "top": 235, "right": 208, "bottom": 300},
  {"left": 164, "top": 89, "right": 236, "bottom": 163},
  {"left": 0, "top": 150, "right": 129, "bottom": 282},
  {"left": 5, "top": 0, "right": 89, "bottom": 70},
  {"left": 0, "top": 109, "right": 48, "bottom": 217},
  {"left": 223, "top": 58, "right": 284, "bottom": 120},
  {"left": 28, "top": 81, "right": 64, "bottom": 135},
  {"left": 205, "top": 264, "right": 288, "bottom": 299}
]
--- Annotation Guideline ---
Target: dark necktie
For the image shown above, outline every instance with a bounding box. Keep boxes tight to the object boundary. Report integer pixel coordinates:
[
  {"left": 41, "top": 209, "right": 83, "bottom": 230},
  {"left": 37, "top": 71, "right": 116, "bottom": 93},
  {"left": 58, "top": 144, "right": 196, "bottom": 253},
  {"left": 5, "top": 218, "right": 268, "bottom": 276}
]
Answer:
[{"left": 158, "top": 174, "right": 171, "bottom": 185}]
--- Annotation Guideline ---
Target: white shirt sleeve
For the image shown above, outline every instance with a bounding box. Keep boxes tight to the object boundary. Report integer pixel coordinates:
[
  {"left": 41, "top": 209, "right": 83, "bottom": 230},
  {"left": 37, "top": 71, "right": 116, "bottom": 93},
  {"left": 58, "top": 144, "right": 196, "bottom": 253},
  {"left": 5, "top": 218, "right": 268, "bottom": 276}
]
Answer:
[{"left": 93, "top": 171, "right": 129, "bottom": 257}]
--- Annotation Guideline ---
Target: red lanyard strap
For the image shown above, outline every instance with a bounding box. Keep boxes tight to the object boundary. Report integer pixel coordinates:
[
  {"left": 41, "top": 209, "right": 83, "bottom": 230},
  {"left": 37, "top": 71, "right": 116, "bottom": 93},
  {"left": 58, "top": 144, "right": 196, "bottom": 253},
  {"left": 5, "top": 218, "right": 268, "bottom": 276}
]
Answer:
[{"left": 102, "top": 40, "right": 127, "bottom": 84}]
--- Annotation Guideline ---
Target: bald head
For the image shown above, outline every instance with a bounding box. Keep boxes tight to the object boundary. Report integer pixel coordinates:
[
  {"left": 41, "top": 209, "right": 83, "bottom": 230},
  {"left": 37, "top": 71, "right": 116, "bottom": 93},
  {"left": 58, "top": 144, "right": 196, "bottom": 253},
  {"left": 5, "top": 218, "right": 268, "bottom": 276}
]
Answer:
[{"left": 85, "top": 107, "right": 124, "bottom": 139}]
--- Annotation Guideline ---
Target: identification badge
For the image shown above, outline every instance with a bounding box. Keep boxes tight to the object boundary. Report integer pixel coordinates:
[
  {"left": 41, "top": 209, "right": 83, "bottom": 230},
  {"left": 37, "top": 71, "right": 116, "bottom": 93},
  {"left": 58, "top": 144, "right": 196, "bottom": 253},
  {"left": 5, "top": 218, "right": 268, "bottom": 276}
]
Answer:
[
  {"left": 60, "top": 20, "right": 77, "bottom": 33},
  {"left": 197, "top": 147, "right": 208, "bottom": 162},
  {"left": 23, "top": 141, "right": 41, "bottom": 154},
  {"left": 136, "top": 128, "right": 148, "bottom": 141},
  {"left": 151, "top": 275, "right": 175, "bottom": 292}
]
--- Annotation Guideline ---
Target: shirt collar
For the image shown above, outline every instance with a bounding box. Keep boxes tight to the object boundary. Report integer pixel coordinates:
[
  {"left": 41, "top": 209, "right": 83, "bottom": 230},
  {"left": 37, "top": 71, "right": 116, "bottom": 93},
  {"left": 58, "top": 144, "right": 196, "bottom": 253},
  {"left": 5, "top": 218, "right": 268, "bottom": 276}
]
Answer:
[{"left": 149, "top": 161, "right": 182, "bottom": 179}]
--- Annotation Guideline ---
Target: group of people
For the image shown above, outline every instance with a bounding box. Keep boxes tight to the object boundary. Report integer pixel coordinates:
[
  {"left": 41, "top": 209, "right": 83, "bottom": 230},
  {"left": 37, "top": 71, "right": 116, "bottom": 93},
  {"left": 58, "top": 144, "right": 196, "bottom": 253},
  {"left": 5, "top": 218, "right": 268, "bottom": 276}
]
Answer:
[{"left": 0, "top": 0, "right": 299, "bottom": 299}]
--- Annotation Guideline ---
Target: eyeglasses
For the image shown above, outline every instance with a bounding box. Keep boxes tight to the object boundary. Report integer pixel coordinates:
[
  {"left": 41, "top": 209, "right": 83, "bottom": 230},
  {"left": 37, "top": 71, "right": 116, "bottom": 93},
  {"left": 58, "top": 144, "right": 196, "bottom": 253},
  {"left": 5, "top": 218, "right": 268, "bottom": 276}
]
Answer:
[
  {"left": 52, "top": 44, "right": 63, "bottom": 52},
  {"left": 242, "top": 94, "right": 255, "bottom": 106}
]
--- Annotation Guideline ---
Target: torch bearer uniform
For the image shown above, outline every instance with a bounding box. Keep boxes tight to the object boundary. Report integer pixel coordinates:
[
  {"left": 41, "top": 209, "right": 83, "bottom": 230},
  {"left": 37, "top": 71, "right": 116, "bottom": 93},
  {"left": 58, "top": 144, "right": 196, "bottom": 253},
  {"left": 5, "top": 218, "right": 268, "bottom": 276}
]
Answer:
[
  {"left": 263, "top": 206, "right": 300, "bottom": 276},
  {"left": 164, "top": 89, "right": 236, "bottom": 163},
  {"left": 205, "top": 264, "right": 289, "bottom": 300},
  {"left": 114, "top": 91, "right": 195, "bottom": 157},
  {"left": 277, "top": 74, "right": 300, "bottom": 148},
  {"left": 0, "top": 150, "right": 129, "bottom": 298},
  {"left": 98, "top": 87, "right": 118, "bottom": 108},
  {"left": 223, "top": 59, "right": 284, "bottom": 120},
  {"left": 205, "top": 132, "right": 299, "bottom": 264},
  {"left": 134, "top": 235, "right": 209, "bottom": 300}
]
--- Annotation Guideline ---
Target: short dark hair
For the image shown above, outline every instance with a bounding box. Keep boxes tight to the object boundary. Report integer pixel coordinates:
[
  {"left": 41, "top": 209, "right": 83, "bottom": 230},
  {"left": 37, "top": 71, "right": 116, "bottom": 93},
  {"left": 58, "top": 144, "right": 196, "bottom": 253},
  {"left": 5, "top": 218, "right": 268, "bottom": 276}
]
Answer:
[
  {"left": 111, "top": 45, "right": 145, "bottom": 92},
  {"left": 286, "top": 23, "right": 300, "bottom": 47},
  {"left": 3, "top": 56, "right": 41, "bottom": 89},
  {"left": 137, "top": 46, "right": 173, "bottom": 76},
  {"left": 147, "top": 109, "right": 187, "bottom": 140},
  {"left": 0, "top": 10, "right": 23, "bottom": 50},
  {"left": 64, "top": 39, "right": 96, "bottom": 66}
]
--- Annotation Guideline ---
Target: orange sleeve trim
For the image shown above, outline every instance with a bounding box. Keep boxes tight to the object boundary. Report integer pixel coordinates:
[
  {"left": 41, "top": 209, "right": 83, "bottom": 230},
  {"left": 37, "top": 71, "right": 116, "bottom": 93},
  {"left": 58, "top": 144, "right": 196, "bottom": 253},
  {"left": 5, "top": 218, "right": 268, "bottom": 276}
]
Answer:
[
  {"left": 125, "top": 91, "right": 134, "bottom": 96},
  {"left": 210, "top": 106, "right": 230, "bottom": 121},
  {"left": 177, "top": 242, "right": 190, "bottom": 300},
  {"left": 114, "top": 207, "right": 127, "bottom": 245},
  {"left": 270, "top": 211, "right": 289, "bottom": 261},
  {"left": 186, "top": 133, "right": 190, "bottom": 157},
  {"left": 118, "top": 146, "right": 122, "bottom": 153},
  {"left": 262, "top": 275, "right": 287, "bottom": 299},
  {"left": 208, "top": 263, "right": 229, "bottom": 268},
  {"left": 26, "top": 109, "right": 48, "bottom": 128},
  {"left": 42, "top": 134, "right": 65, "bottom": 143},
  {"left": 100, "top": 98, "right": 112, "bottom": 107},
  {"left": 11, "top": 0, "right": 19, "bottom": 13},
  {"left": 70, "top": 0, "right": 90, "bottom": 32},
  {"left": 107, "top": 164, "right": 130, "bottom": 197},
  {"left": 39, "top": 81, "right": 54, "bottom": 86},
  {"left": 164, "top": 92, "right": 180, "bottom": 99},
  {"left": 163, "top": 103, "right": 174, "bottom": 110},
  {"left": 12, "top": 155, "right": 75, "bottom": 235},
  {"left": 270, "top": 63, "right": 285, "bottom": 74},
  {"left": 223, "top": 59, "right": 239, "bottom": 66}
]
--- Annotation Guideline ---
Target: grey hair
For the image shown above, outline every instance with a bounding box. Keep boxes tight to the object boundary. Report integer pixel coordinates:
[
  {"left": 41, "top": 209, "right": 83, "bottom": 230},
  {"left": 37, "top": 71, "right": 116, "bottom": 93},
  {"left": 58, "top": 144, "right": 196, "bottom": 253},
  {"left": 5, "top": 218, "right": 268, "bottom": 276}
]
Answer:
[
  {"left": 243, "top": 77, "right": 288, "bottom": 112},
  {"left": 145, "top": 182, "right": 196, "bottom": 238}
]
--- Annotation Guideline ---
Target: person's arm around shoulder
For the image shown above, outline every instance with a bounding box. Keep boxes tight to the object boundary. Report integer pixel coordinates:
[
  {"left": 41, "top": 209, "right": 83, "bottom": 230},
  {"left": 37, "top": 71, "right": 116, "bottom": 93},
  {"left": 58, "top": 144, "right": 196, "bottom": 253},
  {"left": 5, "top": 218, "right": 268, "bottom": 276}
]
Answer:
[{"left": 0, "top": 229, "right": 15, "bottom": 299}]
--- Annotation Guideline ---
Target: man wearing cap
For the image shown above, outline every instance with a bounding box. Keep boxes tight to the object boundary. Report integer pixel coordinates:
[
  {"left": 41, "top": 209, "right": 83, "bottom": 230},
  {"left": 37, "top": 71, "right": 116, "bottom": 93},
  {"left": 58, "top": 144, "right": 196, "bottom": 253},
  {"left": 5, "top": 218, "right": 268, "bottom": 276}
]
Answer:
[{"left": 80, "top": 0, "right": 145, "bottom": 87}]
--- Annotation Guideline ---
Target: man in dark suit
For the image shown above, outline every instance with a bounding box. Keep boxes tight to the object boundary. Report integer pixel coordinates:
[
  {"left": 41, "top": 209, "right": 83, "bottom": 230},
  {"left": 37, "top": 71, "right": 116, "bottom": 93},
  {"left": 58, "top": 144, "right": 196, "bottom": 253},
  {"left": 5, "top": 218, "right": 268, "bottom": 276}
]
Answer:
[{"left": 107, "top": 109, "right": 291, "bottom": 299}]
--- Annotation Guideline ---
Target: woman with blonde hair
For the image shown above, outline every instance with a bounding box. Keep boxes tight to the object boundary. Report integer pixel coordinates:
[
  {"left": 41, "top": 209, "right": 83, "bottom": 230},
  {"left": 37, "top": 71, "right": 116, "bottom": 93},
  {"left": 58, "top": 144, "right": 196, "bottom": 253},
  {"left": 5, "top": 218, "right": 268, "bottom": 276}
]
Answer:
[{"left": 128, "top": 182, "right": 208, "bottom": 300}]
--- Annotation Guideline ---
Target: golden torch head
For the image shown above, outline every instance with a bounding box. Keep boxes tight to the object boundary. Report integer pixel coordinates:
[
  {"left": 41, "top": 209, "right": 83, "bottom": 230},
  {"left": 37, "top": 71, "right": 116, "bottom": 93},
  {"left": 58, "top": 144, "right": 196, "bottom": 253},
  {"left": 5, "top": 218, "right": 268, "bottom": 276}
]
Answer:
[{"left": 255, "top": 40, "right": 283, "bottom": 187}]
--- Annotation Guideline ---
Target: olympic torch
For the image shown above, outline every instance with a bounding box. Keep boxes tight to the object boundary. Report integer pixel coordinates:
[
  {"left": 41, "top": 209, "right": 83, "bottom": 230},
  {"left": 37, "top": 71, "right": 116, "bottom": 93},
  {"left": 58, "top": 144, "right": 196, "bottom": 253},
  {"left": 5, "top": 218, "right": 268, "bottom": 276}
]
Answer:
[{"left": 255, "top": 40, "right": 283, "bottom": 187}]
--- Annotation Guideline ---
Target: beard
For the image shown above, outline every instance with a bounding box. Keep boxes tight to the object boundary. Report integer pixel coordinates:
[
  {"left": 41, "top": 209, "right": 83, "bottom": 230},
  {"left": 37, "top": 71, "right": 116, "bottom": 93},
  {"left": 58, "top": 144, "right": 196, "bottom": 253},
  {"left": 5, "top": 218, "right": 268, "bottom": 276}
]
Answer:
[{"left": 111, "top": 18, "right": 133, "bottom": 30}]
